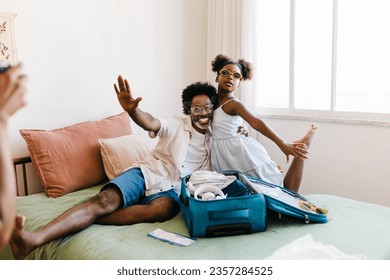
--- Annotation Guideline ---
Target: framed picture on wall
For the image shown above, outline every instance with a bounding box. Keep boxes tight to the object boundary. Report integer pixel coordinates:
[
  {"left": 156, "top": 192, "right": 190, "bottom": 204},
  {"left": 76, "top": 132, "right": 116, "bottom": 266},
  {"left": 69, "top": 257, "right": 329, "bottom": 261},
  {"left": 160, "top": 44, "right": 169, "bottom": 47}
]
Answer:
[{"left": 0, "top": 12, "right": 18, "bottom": 67}]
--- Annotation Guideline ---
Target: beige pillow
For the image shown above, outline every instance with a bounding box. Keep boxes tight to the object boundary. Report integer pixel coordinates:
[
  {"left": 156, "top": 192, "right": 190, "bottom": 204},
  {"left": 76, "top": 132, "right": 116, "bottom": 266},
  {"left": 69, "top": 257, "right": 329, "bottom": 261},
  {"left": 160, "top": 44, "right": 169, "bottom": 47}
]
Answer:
[
  {"left": 20, "top": 112, "right": 132, "bottom": 198},
  {"left": 99, "top": 134, "right": 157, "bottom": 180}
]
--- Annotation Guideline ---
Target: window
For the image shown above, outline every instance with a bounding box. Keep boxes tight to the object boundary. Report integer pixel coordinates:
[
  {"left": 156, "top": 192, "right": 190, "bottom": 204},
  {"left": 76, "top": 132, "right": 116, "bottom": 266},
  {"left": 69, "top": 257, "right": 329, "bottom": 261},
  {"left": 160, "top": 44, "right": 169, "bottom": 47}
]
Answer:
[{"left": 256, "top": 0, "right": 390, "bottom": 119}]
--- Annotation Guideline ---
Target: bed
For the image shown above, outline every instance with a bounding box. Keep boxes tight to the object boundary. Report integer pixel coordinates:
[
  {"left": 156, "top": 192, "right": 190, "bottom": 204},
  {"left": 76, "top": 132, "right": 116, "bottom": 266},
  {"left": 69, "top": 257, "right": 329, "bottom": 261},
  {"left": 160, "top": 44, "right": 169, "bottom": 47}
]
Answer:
[
  {"left": 2, "top": 113, "right": 390, "bottom": 260},
  {"left": 1, "top": 184, "right": 390, "bottom": 260}
]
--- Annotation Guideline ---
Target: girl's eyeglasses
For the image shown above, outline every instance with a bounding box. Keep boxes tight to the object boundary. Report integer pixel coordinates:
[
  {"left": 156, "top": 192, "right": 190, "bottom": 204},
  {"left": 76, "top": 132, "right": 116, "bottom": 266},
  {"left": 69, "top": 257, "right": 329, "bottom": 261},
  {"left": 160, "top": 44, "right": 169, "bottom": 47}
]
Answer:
[
  {"left": 190, "top": 104, "right": 214, "bottom": 115},
  {"left": 219, "top": 69, "right": 243, "bottom": 80}
]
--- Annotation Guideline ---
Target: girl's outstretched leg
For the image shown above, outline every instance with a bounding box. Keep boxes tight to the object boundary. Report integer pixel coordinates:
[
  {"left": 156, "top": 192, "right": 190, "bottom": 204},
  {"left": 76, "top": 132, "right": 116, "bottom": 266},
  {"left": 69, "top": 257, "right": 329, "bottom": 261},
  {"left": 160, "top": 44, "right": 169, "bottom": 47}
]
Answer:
[
  {"left": 295, "top": 124, "right": 318, "bottom": 148},
  {"left": 283, "top": 124, "right": 318, "bottom": 192}
]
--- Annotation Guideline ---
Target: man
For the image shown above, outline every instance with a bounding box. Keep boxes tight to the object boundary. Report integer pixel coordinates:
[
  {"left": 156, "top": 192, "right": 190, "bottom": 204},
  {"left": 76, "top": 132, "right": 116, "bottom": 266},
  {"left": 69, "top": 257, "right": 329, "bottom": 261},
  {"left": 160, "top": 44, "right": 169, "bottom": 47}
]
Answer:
[
  {"left": 10, "top": 75, "right": 217, "bottom": 259},
  {"left": 0, "top": 63, "right": 27, "bottom": 249}
]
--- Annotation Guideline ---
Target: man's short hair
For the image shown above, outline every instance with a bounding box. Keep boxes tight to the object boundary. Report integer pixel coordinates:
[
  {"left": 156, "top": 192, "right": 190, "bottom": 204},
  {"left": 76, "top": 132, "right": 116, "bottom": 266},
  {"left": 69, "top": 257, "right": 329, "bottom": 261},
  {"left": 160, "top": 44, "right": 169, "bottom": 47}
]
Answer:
[{"left": 181, "top": 82, "right": 217, "bottom": 115}]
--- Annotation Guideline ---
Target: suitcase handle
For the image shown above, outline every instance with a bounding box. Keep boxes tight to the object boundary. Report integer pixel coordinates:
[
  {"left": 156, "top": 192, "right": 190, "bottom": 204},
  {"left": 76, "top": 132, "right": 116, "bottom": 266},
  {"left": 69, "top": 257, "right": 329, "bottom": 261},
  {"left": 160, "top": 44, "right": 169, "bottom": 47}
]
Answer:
[
  {"left": 206, "top": 223, "right": 252, "bottom": 237},
  {"left": 209, "top": 209, "right": 249, "bottom": 220}
]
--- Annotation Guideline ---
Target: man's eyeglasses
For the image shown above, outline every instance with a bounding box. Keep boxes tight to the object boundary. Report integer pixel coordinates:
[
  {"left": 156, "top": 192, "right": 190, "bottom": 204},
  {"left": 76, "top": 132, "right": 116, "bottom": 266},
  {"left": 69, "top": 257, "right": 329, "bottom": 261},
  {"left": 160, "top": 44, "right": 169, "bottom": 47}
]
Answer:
[
  {"left": 219, "top": 69, "right": 242, "bottom": 80},
  {"left": 190, "top": 104, "right": 214, "bottom": 115}
]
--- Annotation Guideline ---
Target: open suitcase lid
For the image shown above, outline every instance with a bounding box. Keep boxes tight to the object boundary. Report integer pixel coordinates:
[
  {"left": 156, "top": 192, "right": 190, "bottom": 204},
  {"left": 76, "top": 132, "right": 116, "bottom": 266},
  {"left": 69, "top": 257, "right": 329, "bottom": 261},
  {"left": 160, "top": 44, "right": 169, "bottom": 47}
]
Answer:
[{"left": 242, "top": 175, "right": 328, "bottom": 224}]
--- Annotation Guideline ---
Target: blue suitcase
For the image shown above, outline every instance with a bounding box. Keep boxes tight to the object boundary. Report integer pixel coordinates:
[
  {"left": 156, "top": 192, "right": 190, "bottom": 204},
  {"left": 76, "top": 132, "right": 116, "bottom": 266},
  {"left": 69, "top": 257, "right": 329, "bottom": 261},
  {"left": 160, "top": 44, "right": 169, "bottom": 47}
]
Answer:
[
  {"left": 179, "top": 170, "right": 267, "bottom": 237},
  {"left": 247, "top": 176, "right": 328, "bottom": 224}
]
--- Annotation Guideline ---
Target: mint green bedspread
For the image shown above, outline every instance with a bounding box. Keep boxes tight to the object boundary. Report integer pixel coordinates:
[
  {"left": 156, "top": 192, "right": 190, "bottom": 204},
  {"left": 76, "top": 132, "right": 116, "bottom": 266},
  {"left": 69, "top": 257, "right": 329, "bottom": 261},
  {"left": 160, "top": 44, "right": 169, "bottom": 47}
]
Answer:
[{"left": 1, "top": 185, "right": 390, "bottom": 260}]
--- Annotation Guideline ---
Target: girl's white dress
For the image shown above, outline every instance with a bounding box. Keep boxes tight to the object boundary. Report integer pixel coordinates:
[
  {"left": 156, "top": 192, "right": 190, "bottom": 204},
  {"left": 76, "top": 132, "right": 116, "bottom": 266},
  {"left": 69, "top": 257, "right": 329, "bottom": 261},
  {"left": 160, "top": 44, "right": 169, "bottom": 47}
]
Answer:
[{"left": 211, "top": 100, "right": 283, "bottom": 186}]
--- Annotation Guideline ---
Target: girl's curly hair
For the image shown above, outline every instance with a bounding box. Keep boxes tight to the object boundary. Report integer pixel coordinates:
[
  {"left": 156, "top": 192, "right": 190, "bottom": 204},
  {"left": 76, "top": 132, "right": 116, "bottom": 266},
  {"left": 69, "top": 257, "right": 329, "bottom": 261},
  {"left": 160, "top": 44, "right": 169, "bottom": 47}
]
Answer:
[
  {"left": 211, "top": 54, "right": 254, "bottom": 80},
  {"left": 181, "top": 82, "right": 218, "bottom": 115}
]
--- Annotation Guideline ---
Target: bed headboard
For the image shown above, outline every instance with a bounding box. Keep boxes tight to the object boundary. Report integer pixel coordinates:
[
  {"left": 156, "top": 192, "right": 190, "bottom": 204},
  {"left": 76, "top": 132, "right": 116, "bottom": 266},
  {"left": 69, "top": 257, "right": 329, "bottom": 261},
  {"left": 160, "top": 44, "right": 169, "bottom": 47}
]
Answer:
[{"left": 13, "top": 156, "right": 32, "bottom": 196}]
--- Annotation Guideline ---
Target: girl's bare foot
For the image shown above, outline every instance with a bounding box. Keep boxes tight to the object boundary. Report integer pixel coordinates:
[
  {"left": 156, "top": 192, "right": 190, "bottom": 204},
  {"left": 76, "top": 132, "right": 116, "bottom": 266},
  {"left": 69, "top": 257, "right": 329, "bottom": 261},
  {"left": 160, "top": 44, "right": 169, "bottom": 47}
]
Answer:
[
  {"left": 9, "top": 215, "right": 36, "bottom": 260},
  {"left": 295, "top": 124, "right": 318, "bottom": 148}
]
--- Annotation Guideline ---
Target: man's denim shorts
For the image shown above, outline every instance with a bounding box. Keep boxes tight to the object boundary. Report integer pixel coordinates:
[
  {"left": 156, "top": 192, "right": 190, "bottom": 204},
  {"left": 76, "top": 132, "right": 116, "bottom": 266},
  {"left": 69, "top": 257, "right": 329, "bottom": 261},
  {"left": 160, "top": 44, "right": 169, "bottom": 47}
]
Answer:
[{"left": 101, "top": 167, "right": 179, "bottom": 208}]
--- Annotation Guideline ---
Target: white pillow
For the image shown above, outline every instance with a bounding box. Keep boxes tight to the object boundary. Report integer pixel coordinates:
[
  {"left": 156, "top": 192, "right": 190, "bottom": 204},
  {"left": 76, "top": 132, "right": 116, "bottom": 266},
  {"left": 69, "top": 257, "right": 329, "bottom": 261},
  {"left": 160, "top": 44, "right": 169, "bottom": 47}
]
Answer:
[{"left": 99, "top": 134, "right": 157, "bottom": 180}]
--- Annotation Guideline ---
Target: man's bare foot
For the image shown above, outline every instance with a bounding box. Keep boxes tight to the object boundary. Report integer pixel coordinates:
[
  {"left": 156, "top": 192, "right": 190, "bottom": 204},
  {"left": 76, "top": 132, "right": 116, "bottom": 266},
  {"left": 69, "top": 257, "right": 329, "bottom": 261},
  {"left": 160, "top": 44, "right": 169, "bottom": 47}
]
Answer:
[
  {"left": 295, "top": 124, "right": 318, "bottom": 148},
  {"left": 15, "top": 214, "right": 25, "bottom": 229},
  {"left": 9, "top": 215, "right": 36, "bottom": 260}
]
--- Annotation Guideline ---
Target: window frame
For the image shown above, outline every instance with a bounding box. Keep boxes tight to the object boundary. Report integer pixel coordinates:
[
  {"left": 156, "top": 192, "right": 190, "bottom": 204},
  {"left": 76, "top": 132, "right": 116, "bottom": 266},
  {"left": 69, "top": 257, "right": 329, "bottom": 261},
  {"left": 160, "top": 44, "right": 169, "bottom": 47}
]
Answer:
[{"left": 255, "top": 0, "right": 390, "bottom": 126}]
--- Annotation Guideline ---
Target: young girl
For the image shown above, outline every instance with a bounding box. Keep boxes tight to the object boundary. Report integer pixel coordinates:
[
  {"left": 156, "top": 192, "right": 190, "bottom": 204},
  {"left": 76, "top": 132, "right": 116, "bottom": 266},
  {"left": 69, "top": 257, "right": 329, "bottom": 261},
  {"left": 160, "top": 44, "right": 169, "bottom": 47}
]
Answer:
[{"left": 210, "top": 54, "right": 317, "bottom": 192}]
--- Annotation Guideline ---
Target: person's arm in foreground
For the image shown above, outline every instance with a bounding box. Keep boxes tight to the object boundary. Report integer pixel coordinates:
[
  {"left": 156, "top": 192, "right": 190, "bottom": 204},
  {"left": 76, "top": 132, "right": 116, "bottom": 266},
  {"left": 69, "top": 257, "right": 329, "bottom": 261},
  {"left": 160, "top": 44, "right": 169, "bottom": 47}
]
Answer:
[{"left": 0, "top": 64, "right": 27, "bottom": 248}]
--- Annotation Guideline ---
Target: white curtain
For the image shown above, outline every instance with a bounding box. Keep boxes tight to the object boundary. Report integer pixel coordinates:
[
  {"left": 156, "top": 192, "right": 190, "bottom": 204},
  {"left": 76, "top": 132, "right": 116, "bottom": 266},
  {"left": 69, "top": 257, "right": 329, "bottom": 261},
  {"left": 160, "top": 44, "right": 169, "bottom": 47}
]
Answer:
[{"left": 207, "top": 0, "right": 257, "bottom": 109}]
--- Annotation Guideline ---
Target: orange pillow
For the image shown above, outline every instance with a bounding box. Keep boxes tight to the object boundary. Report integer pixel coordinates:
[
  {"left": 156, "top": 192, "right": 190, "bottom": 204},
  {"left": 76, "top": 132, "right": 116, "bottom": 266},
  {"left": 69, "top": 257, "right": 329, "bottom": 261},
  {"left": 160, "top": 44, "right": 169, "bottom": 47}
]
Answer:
[{"left": 20, "top": 112, "right": 132, "bottom": 198}]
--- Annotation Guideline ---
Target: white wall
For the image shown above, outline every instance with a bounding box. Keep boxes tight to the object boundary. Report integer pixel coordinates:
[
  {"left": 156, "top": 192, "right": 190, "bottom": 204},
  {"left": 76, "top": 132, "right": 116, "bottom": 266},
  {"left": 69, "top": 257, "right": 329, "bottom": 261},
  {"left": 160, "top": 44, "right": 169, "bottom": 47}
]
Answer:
[
  {"left": 2, "top": 0, "right": 207, "bottom": 193},
  {"left": 256, "top": 118, "right": 390, "bottom": 207},
  {"left": 3, "top": 0, "right": 207, "bottom": 154}
]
